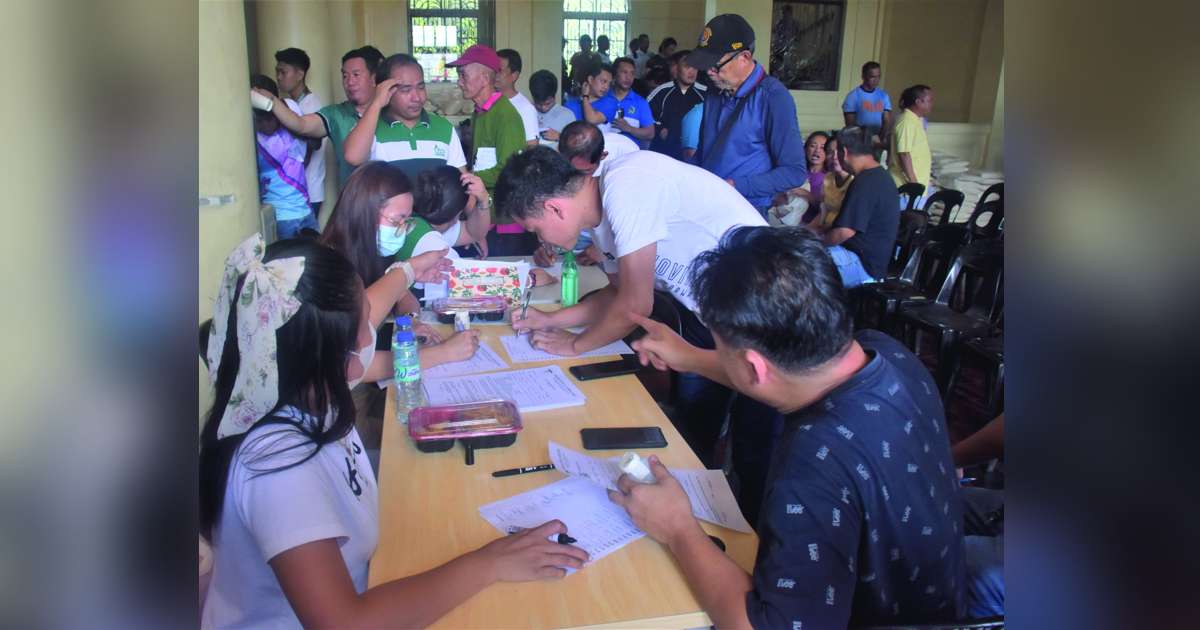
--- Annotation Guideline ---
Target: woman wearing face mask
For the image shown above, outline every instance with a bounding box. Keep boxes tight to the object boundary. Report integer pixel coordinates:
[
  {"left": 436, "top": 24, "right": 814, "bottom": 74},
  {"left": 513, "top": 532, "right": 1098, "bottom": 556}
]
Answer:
[
  {"left": 200, "top": 236, "right": 588, "bottom": 628},
  {"left": 321, "top": 163, "right": 482, "bottom": 449},
  {"left": 320, "top": 162, "right": 480, "bottom": 368}
]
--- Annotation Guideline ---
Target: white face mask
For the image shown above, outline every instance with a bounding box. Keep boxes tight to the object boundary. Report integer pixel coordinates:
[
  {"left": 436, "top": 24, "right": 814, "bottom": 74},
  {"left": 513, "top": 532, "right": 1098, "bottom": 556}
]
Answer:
[{"left": 347, "top": 325, "right": 377, "bottom": 388}]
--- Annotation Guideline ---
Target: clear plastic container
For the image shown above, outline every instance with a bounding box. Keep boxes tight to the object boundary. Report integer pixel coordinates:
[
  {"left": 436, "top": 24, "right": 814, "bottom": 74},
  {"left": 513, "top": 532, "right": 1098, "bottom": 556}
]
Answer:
[
  {"left": 430, "top": 296, "right": 508, "bottom": 324},
  {"left": 408, "top": 400, "right": 522, "bottom": 464}
]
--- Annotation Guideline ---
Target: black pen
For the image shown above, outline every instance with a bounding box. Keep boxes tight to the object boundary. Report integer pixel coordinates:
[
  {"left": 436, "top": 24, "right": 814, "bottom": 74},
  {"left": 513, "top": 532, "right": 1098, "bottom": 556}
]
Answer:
[{"left": 492, "top": 463, "right": 555, "bottom": 477}]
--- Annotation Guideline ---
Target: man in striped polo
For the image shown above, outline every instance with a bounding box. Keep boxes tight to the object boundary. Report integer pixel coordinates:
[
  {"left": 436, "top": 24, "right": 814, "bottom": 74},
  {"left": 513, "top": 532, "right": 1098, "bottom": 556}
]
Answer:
[{"left": 343, "top": 53, "right": 468, "bottom": 179}]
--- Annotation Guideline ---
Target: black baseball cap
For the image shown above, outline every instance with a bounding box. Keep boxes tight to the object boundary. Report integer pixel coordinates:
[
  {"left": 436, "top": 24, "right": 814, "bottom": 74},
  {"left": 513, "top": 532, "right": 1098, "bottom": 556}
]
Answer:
[{"left": 688, "top": 14, "right": 755, "bottom": 72}]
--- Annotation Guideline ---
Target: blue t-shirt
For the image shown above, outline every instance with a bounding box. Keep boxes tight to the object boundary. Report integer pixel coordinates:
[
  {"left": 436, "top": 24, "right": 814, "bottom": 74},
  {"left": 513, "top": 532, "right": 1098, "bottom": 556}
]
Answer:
[
  {"left": 746, "top": 330, "right": 966, "bottom": 629},
  {"left": 564, "top": 97, "right": 585, "bottom": 121},
  {"left": 591, "top": 90, "right": 655, "bottom": 147},
  {"left": 679, "top": 103, "right": 703, "bottom": 150},
  {"left": 842, "top": 86, "right": 893, "bottom": 130}
]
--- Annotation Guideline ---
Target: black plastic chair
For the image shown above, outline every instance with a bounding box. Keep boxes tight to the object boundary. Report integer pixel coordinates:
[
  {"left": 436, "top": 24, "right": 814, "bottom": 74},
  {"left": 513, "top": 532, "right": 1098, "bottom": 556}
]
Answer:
[
  {"left": 898, "top": 182, "right": 927, "bottom": 212},
  {"left": 966, "top": 199, "right": 1004, "bottom": 241},
  {"left": 944, "top": 326, "right": 1005, "bottom": 420},
  {"left": 888, "top": 209, "right": 931, "bottom": 278},
  {"left": 977, "top": 182, "right": 1003, "bottom": 208},
  {"left": 923, "top": 189, "right": 966, "bottom": 226},
  {"left": 856, "top": 223, "right": 970, "bottom": 334},
  {"left": 897, "top": 240, "right": 1004, "bottom": 391},
  {"left": 199, "top": 319, "right": 213, "bottom": 368}
]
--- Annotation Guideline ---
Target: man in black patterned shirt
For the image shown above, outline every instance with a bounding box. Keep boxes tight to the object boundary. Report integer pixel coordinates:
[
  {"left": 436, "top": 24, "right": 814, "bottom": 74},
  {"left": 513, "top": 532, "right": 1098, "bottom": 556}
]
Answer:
[{"left": 610, "top": 226, "right": 966, "bottom": 628}]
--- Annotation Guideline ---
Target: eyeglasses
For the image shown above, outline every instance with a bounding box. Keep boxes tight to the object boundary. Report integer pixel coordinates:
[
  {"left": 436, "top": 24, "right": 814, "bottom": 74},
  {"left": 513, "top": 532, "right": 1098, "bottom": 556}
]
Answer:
[
  {"left": 708, "top": 50, "right": 744, "bottom": 74},
  {"left": 381, "top": 214, "right": 412, "bottom": 237}
]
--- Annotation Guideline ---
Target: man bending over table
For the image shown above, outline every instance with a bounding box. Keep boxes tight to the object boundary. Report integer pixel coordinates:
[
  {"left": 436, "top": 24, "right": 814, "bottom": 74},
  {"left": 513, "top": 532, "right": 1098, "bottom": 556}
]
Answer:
[
  {"left": 610, "top": 226, "right": 970, "bottom": 628},
  {"left": 494, "top": 145, "right": 765, "bottom": 471}
]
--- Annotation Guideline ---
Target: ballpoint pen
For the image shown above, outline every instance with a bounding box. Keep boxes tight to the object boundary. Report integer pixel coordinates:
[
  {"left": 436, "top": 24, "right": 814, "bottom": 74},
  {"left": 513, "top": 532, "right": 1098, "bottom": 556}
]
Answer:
[
  {"left": 518, "top": 271, "right": 534, "bottom": 333},
  {"left": 492, "top": 463, "right": 555, "bottom": 477}
]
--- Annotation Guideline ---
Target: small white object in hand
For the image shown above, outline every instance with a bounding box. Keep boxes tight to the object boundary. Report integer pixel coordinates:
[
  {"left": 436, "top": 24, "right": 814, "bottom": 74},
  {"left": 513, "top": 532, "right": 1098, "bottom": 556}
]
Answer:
[
  {"left": 454, "top": 310, "right": 470, "bottom": 332},
  {"left": 619, "top": 452, "right": 655, "bottom": 484}
]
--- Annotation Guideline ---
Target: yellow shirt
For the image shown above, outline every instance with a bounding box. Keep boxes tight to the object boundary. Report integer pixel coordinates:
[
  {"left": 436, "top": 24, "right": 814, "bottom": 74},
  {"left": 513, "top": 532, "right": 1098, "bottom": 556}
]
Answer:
[
  {"left": 888, "top": 108, "right": 931, "bottom": 188},
  {"left": 820, "top": 172, "right": 853, "bottom": 227}
]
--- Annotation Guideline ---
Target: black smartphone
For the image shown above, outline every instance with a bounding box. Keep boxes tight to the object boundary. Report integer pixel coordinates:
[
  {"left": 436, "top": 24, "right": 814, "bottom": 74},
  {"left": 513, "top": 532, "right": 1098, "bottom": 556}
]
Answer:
[
  {"left": 580, "top": 427, "right": 667, "bottom": 450},
  {"left": 569, "top": 354, "right": 641, "bottom": 381}
]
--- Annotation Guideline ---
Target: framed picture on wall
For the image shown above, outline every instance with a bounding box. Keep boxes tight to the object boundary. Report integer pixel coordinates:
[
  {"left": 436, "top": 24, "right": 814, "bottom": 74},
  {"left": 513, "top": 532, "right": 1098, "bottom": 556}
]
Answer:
[{"left": 768, "top": 0, "right": 845, "bottom": 91}]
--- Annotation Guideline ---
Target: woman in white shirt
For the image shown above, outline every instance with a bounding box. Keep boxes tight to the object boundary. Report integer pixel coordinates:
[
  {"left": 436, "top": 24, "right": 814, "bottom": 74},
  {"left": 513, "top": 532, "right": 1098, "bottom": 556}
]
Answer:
[{"left": 200, "top": 236, "right": 587, "bottom": 628}]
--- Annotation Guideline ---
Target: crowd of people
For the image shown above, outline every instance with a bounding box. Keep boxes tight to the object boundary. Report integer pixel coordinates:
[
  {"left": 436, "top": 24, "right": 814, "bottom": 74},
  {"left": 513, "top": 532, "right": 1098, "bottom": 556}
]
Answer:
[{"left": 212, "top": 11, "right": 992, "bottom": 629}]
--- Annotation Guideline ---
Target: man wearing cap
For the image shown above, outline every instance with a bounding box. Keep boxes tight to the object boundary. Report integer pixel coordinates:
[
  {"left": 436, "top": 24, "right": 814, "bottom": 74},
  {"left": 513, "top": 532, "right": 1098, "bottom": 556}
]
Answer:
[
  {"left": 342, "top": 53, "right": 468, "bottom": 179},
  {"left": 448, "top": 44, "right": 535, "bottom": 256},
  {"left": 689, "top": 14, "right": 807, "bottom": 217}
]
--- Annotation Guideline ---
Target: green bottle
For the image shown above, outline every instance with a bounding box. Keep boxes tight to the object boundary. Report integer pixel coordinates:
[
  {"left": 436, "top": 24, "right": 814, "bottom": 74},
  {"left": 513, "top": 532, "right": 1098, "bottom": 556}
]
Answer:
[{"left": 561, "top": 250, "right": 578, "bottom": 307}]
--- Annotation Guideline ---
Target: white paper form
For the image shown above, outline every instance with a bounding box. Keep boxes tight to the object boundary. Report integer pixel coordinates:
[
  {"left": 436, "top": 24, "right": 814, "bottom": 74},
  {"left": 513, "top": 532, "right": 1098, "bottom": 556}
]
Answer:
[
  {"left": 500, "top": 334, "right": 633, "bottom": 364},
  {"left": 422, "top": 342, "right": 508, "bottom": 379},
  {"left": 421, "top": 365, "right": 586, "bottom": 413},
  {"left": 478, "top": 476, "right": 645, "bottom": 573},
  {"left": 548, "top": 441, "right": 753, "bottom": 533}
]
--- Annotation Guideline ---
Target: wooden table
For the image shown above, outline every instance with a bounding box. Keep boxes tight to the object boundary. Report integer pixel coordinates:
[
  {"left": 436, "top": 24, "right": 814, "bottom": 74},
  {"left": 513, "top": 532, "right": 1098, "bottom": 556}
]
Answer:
[{"left": 369, "top": 323, "right": 759, "bottom": 628}]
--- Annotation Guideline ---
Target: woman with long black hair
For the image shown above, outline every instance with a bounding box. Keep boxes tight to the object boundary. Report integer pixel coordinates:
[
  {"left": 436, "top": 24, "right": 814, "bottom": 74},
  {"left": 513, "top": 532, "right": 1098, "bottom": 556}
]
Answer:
[
  {"left": 320, "top": 162, "right": 484, "bottom": 448},
  {"left": 200, "top": 235, "right": 586, "bottom": 628}
]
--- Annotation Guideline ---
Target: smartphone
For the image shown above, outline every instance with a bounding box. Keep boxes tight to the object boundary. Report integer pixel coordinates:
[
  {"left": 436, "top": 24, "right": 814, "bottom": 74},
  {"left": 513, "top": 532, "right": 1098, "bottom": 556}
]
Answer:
[
  {"left": 580, "top": 427, "right": 667, "bottom": 450},
  {"left": 569, "top": 354, "right": 641, "bottom": 381}
]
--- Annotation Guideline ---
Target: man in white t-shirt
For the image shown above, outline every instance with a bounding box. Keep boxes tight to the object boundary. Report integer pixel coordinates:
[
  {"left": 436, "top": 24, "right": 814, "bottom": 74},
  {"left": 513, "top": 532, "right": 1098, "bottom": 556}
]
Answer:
[
  {"left": 497, "top": 146, "right": 765, "bottom": 466},
  {"left": 275, "top": 47, "right": 327, "bottom": 217},
  {"left": 496, "top": 49, "right": 539, "bottom": 147}
]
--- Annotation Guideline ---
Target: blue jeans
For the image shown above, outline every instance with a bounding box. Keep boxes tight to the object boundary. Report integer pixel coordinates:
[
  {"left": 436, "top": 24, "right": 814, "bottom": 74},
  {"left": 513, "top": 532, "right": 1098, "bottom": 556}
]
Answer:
[
  {"left": 672, "top": 305, "right": 733, "bottom": 468},
  {"left": 961, "top": 486, "right": 1005, "bottom": 617},
  {"left": 277, "top": 212, "right": 319, "bottom": 240},
  {"left": 827, "top": 245, "right": 878, "bottom": 288}
]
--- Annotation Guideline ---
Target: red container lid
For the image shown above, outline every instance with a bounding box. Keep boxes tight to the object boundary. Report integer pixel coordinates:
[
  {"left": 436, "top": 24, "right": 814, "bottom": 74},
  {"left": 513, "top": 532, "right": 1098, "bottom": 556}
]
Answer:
[{"left": 407, "top": 399, "right": 523, "bottom": 442}]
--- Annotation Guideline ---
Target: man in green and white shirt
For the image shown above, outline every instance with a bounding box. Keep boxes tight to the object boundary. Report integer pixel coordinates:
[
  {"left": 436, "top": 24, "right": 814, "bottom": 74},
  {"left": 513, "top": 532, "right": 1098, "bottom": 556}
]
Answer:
[
  {"left": 344, "top": 54, "right": 467, "bottom": 179},
  {"left": 447, "top": 44, "right": 532, "bottom": 255},
  {"left": 254, "top": 46, "right": 384, "bottom": 192}
]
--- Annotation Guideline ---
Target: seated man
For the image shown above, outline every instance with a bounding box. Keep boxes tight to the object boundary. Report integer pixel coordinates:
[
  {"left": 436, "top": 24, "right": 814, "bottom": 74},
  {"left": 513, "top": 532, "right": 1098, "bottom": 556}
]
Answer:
[
  {"left": 821, "top": 126, "right": 900, "bottom": 287},
  {"left": 611, "top": 225, "right": 966, "bottom": 628}
]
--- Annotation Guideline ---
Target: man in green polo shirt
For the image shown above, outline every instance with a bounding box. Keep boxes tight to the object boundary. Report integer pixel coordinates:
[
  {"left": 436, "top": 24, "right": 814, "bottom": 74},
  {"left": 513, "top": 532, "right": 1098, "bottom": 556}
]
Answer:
[
  {"left": 446, "top": 44, "right": 533, "bottom": 255},
  {"left": 253, "top": 46, "right": 385, "bottom": 191},
  {"left": 343, "top": 53, "right": 467, "bottom": 179}
]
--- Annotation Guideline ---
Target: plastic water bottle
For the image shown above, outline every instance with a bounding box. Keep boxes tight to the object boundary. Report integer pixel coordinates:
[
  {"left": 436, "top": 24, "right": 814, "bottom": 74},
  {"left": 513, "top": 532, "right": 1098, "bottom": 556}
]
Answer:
[
  {"left": 392, "top": 316, "right": 426, "bottom": 424},
  {"left": 561, "top": 250, "right": 578, "bottom": 307}
]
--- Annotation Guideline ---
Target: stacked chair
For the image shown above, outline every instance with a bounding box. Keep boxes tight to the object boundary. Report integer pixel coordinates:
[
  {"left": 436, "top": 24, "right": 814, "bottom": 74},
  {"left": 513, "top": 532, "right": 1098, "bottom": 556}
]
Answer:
[{"left": 853, "top": 184, "right": 1005, "bottom": 423}]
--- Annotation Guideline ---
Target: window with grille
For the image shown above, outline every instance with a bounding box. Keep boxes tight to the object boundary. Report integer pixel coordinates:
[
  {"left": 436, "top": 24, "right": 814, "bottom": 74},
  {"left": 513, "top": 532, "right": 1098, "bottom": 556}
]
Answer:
[
  {"left": 562, "top": 0, "right": 628, "bottom": 75},
  {"left": 409, "top": 0, "right": 495, "bottom": 82},
  {"left": 768, "top": 0, "right": 846, "bottom": 91}
]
